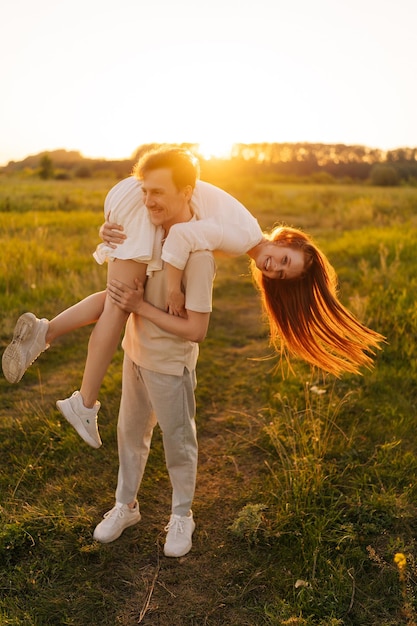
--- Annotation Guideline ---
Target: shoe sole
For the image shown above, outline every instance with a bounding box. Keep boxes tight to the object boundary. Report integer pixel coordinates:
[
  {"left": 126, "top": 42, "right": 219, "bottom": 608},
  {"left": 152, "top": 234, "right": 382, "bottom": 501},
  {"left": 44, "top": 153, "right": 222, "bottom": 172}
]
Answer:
[
  {"left": 56, "top": 400, "right": 102, "bottom": 449},
  {"left": 2, "top": 313, "right": 37, "bottom": 383}
]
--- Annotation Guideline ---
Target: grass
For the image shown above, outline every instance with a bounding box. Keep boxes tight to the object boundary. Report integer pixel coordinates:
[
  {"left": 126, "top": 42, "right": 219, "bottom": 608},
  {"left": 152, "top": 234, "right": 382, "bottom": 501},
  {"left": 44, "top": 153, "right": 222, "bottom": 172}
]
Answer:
[{"left": 1, "top": 173, "right": 417, "bottom": 624}]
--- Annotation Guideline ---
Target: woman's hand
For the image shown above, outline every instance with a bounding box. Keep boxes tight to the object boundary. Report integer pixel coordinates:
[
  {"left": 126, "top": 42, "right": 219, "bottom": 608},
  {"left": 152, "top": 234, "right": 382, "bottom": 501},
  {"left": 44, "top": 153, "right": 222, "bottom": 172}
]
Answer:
[
  {"left": 107, "top": 278, "right": 144, "bottom": 314},
  {"left": 166, "top": 289, "right": 186, "bottom": 318},
  {"left": 99, "top": 220, "right": 127, "bottom": 248}
]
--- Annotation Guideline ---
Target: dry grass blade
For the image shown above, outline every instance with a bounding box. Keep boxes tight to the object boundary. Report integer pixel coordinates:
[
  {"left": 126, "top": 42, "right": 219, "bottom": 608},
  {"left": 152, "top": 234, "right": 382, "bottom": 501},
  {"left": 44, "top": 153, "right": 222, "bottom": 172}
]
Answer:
[{"left": 137, "top": 542, "right": 162, "bottom": 624}]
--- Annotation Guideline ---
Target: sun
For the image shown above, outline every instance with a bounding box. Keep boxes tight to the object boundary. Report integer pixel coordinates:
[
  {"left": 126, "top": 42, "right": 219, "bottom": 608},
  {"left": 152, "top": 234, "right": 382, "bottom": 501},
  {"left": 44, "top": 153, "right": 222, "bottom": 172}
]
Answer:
[{"left": 197, "top": 139, "right": 234, "bottom": 160}]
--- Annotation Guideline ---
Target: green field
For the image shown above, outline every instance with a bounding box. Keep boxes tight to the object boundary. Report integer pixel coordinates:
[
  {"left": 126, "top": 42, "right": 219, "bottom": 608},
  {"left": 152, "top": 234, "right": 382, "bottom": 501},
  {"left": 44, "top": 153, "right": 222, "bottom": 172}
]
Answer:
[{"left": 1, "top": 174, "right": 417, "bottom": 625}]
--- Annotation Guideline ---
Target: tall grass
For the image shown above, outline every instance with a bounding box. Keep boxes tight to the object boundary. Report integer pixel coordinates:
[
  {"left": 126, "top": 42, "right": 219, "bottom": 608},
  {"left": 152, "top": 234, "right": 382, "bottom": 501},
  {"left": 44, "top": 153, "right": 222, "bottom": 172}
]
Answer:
[{"left": 1, "top": 175, "right": 417, "bottom": 624}]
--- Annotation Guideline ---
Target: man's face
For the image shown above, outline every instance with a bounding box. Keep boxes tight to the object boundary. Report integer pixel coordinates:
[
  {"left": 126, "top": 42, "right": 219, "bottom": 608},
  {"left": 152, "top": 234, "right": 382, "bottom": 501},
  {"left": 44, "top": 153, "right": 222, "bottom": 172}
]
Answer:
[{"left": 141, "top": 168, "right": 192, "bottom": 231}]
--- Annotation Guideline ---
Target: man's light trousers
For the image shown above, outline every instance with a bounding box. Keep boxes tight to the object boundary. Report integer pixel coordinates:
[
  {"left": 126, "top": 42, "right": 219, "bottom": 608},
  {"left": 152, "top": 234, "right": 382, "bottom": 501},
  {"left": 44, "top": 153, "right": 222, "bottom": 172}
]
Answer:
[{"left": 115, "top": 354, "right": 198, "bottom": 516}]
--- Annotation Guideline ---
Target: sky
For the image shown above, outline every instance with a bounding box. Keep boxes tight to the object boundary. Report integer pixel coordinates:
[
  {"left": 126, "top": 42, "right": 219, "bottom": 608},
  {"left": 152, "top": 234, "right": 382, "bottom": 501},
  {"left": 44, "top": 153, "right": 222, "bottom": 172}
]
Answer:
[{"left": 1, "top": 0, "right": 416, "bottom": 166}]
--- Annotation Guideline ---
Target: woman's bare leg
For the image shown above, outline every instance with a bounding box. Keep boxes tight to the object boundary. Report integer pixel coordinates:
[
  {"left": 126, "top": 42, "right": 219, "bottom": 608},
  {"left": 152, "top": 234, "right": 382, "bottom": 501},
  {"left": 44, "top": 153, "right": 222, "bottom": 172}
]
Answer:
[
  {"left": 79, "top": 260, "right": 147, "bottom": 408},
  {"left": 46, "top": 292, "right": 107, "bottom": 344}
]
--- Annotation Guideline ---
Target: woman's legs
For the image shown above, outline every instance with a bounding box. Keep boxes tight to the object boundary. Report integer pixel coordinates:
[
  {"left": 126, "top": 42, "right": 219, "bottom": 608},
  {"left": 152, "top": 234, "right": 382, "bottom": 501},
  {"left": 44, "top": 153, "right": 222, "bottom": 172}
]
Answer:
[{"left": 79, "top": 260, "right": 147, "bottom": 408}]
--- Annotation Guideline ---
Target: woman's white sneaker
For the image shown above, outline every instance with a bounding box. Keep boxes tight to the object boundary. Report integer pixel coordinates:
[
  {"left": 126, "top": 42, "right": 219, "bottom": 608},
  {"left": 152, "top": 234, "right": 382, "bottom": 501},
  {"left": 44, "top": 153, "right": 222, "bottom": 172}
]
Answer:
[
  {"left": 2, "top": 312, "right": 49, "bottom": 383},
  {"left": 93, "top": 501, "right": 141, "bottom": 543},
  {"left": 56, "top": 391, "right": 102, "bottom": 448}
]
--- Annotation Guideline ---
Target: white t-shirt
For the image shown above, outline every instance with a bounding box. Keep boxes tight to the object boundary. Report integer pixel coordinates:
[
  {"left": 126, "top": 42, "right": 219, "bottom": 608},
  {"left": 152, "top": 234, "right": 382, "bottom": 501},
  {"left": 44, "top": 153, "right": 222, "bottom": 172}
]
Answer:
[
  {"left": 122, "top": 249, "right": 215, "bottom": 376},
  {"left": 93, "top": 177, "right": 263, "bottom": 271}
]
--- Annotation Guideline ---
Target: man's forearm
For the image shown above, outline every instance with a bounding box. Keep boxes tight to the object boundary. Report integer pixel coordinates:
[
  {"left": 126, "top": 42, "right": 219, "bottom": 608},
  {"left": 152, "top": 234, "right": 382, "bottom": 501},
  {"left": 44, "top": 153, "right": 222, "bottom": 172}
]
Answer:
[
  {"left": 106, "top": 277, "right": 210, "bottom": 342},
  {"left": 139, "top": 301, "right": 209, "bottom": 343}
]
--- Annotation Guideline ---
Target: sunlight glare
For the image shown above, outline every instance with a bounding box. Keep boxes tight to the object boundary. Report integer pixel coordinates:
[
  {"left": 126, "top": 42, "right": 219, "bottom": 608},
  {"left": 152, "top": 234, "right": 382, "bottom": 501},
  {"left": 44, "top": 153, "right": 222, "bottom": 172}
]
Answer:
[{"left": 197, "top": 140, "right": 234, "bottom": 160}]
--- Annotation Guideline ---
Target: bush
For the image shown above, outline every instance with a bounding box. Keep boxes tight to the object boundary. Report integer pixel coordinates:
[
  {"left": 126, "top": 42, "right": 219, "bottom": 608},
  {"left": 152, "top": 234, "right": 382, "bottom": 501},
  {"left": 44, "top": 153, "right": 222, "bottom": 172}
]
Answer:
[
  {"left": 370, "top": 164, "right": 400, "bottom": 186},
  {"left": 74, "top": 165, "right": 92, "bottom": 178}
]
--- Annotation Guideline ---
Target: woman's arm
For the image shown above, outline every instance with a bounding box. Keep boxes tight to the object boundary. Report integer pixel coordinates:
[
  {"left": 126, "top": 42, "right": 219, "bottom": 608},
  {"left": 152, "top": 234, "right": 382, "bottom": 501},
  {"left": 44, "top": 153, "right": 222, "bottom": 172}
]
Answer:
[{"left": 160, "top": 181, "right": 263, "bottom": 270}]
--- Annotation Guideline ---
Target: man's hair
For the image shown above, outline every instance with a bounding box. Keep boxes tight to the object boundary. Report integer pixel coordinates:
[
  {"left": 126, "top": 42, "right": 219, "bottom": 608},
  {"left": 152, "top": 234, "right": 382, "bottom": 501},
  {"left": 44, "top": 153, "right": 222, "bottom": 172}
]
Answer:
[{"left": 133, "top": 147, "right": 200, "bottom": 190}]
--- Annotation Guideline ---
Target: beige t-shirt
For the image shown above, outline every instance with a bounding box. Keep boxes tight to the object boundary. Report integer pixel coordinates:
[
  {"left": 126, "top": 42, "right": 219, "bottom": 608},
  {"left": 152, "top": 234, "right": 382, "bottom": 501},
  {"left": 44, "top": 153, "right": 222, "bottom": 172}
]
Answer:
[{"left": 122, "top": 250, "right": 215, "bottom": 375}]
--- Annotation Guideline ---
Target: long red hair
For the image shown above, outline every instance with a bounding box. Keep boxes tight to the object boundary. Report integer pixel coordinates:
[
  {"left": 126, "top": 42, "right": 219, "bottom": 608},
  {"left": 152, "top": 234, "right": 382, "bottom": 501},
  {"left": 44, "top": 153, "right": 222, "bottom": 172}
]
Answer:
[{"left": 251, "top": 226, "right": 384, "bottom": 376}]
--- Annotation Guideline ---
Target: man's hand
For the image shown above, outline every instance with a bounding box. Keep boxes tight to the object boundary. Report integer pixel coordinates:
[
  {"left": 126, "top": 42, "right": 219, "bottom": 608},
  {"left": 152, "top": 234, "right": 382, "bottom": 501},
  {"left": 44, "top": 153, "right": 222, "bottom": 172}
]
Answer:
[
  {"left": 99, "top": 220, "right": 127, "bottom": 248},
  {"left": 107, "top": 278, "right": 144, "bottom": 314}
]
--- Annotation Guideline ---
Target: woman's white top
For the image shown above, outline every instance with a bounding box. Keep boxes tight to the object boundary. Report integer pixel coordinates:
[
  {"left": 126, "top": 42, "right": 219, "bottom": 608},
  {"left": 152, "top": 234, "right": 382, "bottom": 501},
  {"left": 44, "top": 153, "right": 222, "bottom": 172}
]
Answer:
[{"left": 93, "top": 176, "right": 263, "bottom": 272}]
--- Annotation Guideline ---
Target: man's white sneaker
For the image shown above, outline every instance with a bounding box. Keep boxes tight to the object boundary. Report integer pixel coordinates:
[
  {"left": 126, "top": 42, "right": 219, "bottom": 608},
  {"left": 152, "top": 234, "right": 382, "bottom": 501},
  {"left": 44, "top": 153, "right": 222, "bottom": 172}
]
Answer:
[
  {"left": 56, "top": 391, "right": 102, "bottom": 448},
  {"left": 164, "top": 511, "right": 195, "bottom": 557},
  {"left": 93, "top": 501, "right": 141, "bottom": 543},
  {"left": 2, "top": 312, "right": 49, "bottom": 383}
]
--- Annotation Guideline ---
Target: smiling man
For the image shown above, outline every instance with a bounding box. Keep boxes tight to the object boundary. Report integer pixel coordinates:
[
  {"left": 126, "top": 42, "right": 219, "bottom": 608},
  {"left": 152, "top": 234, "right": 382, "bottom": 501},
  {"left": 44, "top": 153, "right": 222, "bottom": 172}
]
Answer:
[{"left": 93, "top": 149, "right": 216, "bottom": 557}]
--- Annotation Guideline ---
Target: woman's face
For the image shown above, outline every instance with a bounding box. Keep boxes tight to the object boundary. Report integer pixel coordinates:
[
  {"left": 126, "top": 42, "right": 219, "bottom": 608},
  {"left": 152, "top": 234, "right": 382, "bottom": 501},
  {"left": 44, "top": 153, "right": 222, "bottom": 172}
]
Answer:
[{"left": 256, "top": 242, "right": 305, "bottom": 280}]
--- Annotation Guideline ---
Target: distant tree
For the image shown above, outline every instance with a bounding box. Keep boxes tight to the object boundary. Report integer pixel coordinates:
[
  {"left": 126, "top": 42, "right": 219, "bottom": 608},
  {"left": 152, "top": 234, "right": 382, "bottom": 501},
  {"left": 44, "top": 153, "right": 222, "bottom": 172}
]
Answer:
[
  {"left": 39, "top": 154, "right": 54, "bottom": 180},
  {"left": 370, "top": 164, "right": 400, "bottom": 186}
]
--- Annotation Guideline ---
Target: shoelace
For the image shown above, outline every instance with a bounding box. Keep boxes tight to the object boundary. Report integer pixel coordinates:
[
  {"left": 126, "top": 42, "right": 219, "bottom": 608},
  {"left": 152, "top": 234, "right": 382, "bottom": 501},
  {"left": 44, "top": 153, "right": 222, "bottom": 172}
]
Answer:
[
  {"left": 104, "top": 505, "right": 126, "bottom": 521},
  {"left": 165, "top": 518, "right": 185, "bottom": 534}
]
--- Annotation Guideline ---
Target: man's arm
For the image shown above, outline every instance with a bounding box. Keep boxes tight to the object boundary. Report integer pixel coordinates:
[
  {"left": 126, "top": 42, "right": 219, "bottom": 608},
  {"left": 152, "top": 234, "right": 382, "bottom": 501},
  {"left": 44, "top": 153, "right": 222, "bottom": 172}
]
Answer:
[{"left": 107, "top": 278, "right": 210, "bottom": 343}]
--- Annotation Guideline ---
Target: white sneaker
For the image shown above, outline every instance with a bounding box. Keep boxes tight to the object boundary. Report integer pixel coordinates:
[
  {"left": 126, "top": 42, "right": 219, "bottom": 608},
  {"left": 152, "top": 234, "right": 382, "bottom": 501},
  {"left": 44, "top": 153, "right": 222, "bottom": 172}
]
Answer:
[
  {"left": 93, "top": 501, "right": 141, "bottom": 543},
  {"left": 56, "top": 391, "right": 102, "bottom": 448},
  {"left": 164, "top": 511, "right": 195, "bottom": 557},
  {"left": 2, "top": 312, "right": 49, "bottom": 383}
]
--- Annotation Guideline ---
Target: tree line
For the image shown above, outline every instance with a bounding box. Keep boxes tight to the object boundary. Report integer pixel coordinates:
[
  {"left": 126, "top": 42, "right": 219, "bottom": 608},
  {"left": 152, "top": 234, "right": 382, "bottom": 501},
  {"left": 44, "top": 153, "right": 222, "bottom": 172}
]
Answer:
[
  {"left": 224, "top": 143, "right": 417, "bottom": 185},
  {"left": 2, "top": 143, "right": 417, "bottom": 186}
]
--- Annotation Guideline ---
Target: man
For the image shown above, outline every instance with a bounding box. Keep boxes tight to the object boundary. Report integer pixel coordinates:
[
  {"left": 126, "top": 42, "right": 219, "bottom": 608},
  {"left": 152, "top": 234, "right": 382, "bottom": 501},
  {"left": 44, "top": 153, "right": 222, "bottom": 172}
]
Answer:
[{"left": 92, "top": 149, "right": 215, "bottom": 558}]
